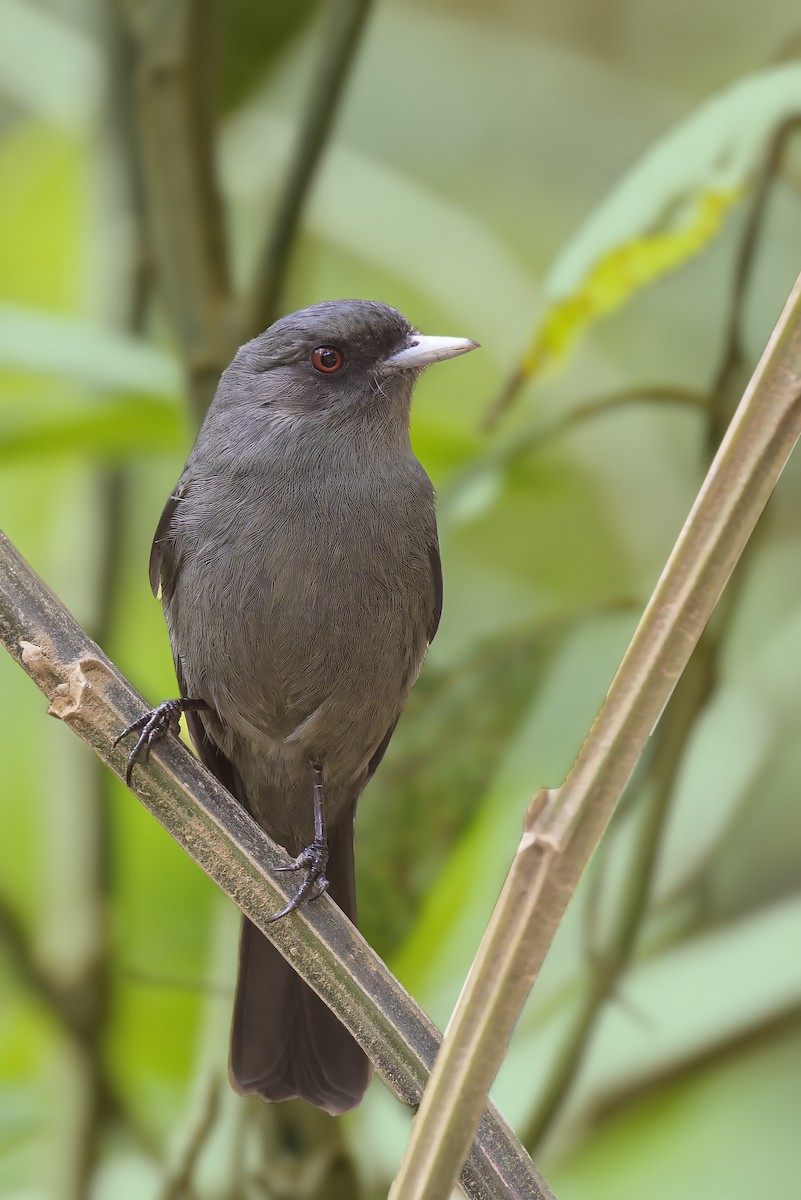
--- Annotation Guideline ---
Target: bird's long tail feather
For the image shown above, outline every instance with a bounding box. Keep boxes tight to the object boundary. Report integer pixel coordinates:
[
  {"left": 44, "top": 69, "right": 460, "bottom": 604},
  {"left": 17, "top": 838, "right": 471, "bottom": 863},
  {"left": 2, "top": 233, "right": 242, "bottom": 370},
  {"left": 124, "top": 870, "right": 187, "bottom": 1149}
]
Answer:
[{"left": 228, "top": 819, "right": 371, "bottom": 1115}]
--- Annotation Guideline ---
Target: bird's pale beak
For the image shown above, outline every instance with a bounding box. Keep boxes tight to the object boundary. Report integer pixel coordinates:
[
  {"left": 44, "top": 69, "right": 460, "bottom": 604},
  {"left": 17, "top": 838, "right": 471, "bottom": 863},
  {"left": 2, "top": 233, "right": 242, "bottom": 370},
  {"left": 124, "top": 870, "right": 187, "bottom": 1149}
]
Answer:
[{"left": 383, "top": 334, "right": 479, "bottom": 372}]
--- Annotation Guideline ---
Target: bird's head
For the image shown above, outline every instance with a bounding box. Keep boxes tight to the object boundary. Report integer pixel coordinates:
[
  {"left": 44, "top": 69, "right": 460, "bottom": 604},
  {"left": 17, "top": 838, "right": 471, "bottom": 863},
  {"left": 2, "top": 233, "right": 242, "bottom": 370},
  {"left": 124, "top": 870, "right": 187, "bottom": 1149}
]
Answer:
[{"left": 221, "top": 300, "right": 477, "bottom": 445}]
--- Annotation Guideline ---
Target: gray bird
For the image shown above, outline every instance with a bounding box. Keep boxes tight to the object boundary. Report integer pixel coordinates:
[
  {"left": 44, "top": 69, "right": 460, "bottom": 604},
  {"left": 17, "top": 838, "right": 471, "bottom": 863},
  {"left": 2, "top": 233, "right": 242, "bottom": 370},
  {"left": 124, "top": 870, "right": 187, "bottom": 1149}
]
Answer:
[{"left": 117, "top": 300, "right": 477, "bottom": 1114}]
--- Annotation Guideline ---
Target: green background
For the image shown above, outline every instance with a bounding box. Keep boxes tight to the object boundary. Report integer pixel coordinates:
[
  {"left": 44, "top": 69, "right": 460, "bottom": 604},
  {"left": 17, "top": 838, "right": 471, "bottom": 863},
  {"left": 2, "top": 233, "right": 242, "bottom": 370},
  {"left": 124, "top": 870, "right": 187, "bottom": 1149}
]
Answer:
[{"left": 1, "top": 1, "right": 800, "bottom": 1197}]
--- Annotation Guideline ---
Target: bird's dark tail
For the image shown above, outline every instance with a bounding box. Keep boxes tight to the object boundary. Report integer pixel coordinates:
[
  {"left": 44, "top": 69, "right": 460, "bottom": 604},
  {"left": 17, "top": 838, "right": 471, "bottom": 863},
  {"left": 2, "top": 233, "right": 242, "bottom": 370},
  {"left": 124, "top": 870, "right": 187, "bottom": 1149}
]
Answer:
[{"left": 228, "top": 819, "right": 372, "bottom": 1115}]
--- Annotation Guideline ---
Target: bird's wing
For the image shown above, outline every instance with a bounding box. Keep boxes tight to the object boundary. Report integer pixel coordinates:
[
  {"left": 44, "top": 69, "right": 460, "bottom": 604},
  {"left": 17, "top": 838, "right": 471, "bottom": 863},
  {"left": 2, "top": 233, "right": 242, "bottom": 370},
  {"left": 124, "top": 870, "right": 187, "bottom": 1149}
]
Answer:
[
  {"left": 368, "top": 536, "right": 441, "bottom": 785},
  {"left": 148, "top": 486, "right": 185, "bottom": 600},
  {"left": 174, "top": 655, "right": 243, "bottom": 800},
  {"left": 148, "top": 485, "right": 246, "bottom": 802},
  {"left": 427, "top": 539, "right": 443, "bottom": 645}
]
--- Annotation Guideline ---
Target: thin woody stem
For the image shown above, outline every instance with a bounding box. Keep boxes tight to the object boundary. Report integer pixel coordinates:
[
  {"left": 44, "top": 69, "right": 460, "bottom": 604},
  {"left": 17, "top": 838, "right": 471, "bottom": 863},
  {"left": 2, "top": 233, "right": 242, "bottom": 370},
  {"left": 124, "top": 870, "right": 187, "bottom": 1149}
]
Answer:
[{"left": 0, "top": 530, "right": 553, "bottom": 1200}]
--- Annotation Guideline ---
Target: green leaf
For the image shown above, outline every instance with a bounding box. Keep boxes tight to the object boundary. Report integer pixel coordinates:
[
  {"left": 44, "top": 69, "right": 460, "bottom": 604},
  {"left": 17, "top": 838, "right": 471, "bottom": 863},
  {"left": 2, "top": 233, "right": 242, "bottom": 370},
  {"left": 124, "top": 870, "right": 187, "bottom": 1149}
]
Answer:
[
  {"left": 549, "top": 1019, "right": 801, "bottom": 1200},
  {"left": 0, "top": 304, "right": 180, "bottom": 396},
  {"left": 0, "top": 392, "right": 184, "bottom": 462},
  {"left": 0, "top": 0, "right": 100, "bottom": 130}
]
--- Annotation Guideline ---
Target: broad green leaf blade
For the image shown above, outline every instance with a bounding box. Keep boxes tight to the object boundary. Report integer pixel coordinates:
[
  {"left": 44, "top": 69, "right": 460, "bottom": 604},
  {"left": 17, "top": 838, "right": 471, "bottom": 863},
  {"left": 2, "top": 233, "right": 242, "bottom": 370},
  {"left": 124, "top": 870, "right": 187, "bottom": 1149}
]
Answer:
[
  {"left": 0, "top": 305, "right": 180, "bottom": 396},
  {"left": 0, "top": 0, "right": 101, "bottom": 130},
  {"left": 0, "top": 393, "right": 184, "bottom": 462},
  {"left": 549, "top": 1019, "right": 801, "bottom": 1200},
  {"left": 583, "top": 894, "right": 801, "bottom": 1096},
  {"left": 520, "top": 64, "right": 801, "bottom": 381}
]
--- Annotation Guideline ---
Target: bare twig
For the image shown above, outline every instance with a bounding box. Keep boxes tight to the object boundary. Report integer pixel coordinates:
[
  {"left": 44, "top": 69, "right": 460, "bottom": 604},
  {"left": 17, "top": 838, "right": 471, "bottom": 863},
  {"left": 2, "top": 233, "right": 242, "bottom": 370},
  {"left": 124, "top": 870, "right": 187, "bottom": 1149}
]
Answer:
[
  {"left": 0, "top": 894, "right": 81, "bottom": 1040},
  {"left": 387, "top": 272, "right": 801, "bottom": 1200},
  {"left": 244, "top": 0, "right": 376, "bottom": 336},
  {"left": 246, "top": 1101, "right": 363, "bottom": 1200},
  {"left": 161, "top": 1077, "right": 221, "bottom": 1200},
  {"left": 591, "top": 996, "right": 801, "bottom": 1124},
  {"left": 0, "top": 532, "right": 554, "bottom": 1200},
  {"left": 707, "top": 113, "right": 801, "bottom": 448},
  {"left": 441, "top": 386, "right": 707, "bottom": 524},
  {"left": 481, "top": 364, "right": 529, "bottom": 431},
  {"left": 0, "top": 891, "right": 138, "bottom": 1141}
]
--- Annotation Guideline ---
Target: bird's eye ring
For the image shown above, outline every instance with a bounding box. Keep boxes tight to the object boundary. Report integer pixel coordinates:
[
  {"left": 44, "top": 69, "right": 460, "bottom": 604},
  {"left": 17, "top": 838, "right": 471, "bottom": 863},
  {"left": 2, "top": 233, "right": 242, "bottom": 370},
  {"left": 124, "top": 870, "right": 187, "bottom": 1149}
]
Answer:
[{"left": 311, "top": 346, "right": 344, "bottom": 374}]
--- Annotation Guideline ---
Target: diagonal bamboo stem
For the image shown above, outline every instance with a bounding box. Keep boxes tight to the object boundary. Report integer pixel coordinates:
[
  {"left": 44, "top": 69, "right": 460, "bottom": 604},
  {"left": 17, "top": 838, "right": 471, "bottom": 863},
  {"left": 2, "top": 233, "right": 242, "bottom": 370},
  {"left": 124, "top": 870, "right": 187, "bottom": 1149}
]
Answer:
[
  {"left": 389, "top": 273, "right": 801, "bottom": 1200},
  {"left": 0, "top": 531, "right": 553, "bottom": 1200}
]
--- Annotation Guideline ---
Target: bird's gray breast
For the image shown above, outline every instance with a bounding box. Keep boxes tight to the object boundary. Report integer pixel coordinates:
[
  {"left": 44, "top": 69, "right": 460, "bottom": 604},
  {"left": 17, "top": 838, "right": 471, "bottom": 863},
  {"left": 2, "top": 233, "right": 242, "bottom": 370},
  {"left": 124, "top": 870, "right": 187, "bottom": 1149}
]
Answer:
[{"left": 163, "top": 450, "right": 436, "bottom": 788}]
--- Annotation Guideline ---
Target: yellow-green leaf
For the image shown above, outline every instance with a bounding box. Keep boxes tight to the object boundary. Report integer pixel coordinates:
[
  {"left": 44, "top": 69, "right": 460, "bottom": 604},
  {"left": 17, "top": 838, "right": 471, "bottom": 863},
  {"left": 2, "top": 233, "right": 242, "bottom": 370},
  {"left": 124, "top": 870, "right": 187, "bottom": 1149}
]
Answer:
[{"left": 524, "top": 188, "right": 738, "bottom": 377}]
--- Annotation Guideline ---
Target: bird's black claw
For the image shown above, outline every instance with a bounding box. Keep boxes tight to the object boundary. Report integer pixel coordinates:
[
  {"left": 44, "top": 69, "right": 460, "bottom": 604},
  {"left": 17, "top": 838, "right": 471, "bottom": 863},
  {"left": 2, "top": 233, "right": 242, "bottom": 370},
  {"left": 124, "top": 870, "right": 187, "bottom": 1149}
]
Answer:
[
  {"left": 268, "top": 840, "right": 329, "bottom": 923},
  {"left": 114, "top": 698, "right": 186, "bottom": 785}
]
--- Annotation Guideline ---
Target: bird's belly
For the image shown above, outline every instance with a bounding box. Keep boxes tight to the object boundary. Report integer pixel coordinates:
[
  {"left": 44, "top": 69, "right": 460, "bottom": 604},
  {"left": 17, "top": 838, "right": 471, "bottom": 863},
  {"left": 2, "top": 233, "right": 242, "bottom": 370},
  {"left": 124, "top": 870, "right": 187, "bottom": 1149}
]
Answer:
[{"left": 173, "top": 535, "right": 428, "bottom": 780}]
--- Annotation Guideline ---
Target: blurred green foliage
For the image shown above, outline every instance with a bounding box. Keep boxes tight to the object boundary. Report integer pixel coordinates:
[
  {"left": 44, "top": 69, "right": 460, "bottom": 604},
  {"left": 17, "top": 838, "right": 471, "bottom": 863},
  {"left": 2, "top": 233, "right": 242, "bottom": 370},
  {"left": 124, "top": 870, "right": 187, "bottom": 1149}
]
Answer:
[{"left": 1, "top": 1, "right": 801, "bottom": 1198}]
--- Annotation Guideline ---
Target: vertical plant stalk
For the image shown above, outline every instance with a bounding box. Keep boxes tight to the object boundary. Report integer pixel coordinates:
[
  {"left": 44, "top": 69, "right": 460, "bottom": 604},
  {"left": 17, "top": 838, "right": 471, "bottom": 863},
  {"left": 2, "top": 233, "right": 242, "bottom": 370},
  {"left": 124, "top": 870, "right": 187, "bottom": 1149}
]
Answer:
[
  {"left": 245, "top": 0, "right": 376, "bottom": 337},
  {"left": 121, "top": 0, "right": 233, "bottom": 421},
  {"left": 388, "top": 274, "right": 801, "bottom": 1200}
]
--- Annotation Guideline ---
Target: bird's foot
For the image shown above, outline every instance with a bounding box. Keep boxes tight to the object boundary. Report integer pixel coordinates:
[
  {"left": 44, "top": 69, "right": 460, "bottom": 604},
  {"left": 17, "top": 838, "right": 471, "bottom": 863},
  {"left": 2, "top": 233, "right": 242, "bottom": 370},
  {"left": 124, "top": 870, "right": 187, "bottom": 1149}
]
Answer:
[
  {"left": 268, "top": 839, "right": 330, "bottom": 923},
  {"left": 114, "top": 698, "right": 206, "bottom": 785}
]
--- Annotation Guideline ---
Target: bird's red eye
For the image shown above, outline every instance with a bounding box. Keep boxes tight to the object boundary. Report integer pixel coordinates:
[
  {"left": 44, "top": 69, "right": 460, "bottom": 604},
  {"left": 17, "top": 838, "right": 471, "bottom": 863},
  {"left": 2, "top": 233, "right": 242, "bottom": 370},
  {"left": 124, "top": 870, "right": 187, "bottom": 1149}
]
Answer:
[{"left": 311, "top": 346, "right": 344, "bottom": 374}]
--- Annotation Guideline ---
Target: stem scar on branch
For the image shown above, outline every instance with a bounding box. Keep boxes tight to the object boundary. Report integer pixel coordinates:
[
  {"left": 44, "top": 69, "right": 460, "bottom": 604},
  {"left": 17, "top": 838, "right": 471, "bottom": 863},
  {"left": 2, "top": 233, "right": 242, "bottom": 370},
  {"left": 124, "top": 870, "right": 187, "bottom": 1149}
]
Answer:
[{"left": 19, "top": 639, "right": 109, "bottom": 722}]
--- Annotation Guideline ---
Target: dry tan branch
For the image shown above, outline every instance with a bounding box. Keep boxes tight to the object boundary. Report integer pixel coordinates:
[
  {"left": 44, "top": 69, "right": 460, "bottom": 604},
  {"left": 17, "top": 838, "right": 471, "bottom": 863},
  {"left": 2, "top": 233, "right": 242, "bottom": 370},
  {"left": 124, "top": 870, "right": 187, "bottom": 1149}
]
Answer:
[
  {"left": 0, "top": 531, "right": 553, "bottom": 1200},
  {"left": 389, "top": 272, "right": 801, "bottom": 1200}
]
